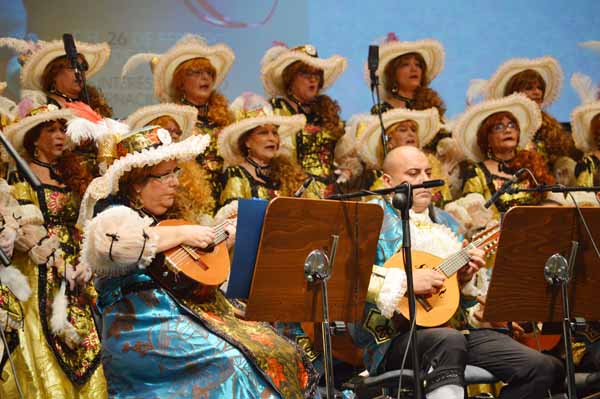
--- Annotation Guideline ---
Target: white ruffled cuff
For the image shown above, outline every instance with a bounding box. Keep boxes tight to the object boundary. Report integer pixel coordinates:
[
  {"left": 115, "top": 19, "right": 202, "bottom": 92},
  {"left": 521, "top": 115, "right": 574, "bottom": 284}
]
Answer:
[
  {"left": 376, "top": 268, "right": 407, "bottom": 319},
  {"left": 82, "top": 206, "right": 158, "bottom": 277}
]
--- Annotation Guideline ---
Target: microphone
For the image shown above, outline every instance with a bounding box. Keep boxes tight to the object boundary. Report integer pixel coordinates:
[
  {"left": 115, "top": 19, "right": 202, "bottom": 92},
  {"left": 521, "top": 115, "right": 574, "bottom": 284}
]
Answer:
[
  {"left": 62, "top": 33, "right": 90, "bottom": 104},
  {"left": 62, "top": 34, "right": 80, "bottom": 79},
  {"left": 327, "top": 179, "right": 445, "bottom": 200},
  {"left": 368, "top": 45, "right": 379, "bottom": 90},
  {"left": 484, "top": 168, "right": 526, "bottom": 209},
  {"left": 414, "top": 179, "right": 445, "bottom": 189},
  {"left": 294, "top": 177, "right": 314, "bottom": 198}
]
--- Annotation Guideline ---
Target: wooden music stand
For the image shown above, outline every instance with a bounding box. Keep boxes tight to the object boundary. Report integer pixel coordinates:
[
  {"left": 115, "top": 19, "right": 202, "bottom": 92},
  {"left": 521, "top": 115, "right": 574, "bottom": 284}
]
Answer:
[
  {"left": 484, "top": 206, "right": 600, "bottom": 398},
  {"left": 243, "top": 197, "right": 383, "bottom": 399},
  {"left": 245, "top": 197, "right": 383, "bottom": 322}
]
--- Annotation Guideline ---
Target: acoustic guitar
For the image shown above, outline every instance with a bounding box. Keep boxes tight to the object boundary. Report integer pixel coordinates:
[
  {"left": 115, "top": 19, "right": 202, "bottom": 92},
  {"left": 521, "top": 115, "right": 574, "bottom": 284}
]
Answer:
[
  {"left": 147, "top": 218, "right": 233, "bottom": 300},
  {"left": 384, "top": 224, "right": 500, "bottom": 327}
]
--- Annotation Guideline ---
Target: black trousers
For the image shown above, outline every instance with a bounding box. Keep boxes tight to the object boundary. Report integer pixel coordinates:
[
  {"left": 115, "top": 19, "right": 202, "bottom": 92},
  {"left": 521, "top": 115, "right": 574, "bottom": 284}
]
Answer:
[
  {"left": 384, "top": 328, "right": 564, "bottom": 398},
  {"left": 384, "top": 327, "right": 467, "bottom": 393},
  {"left": 466, "top": 329, "right": 564, "bottom": 399}
]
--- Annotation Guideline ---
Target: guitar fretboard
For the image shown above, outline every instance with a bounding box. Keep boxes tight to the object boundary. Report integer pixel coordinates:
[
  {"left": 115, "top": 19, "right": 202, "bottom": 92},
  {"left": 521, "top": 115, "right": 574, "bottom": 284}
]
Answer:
[{"left": 435, "top": 231, "right": 495, "bottom": 277}]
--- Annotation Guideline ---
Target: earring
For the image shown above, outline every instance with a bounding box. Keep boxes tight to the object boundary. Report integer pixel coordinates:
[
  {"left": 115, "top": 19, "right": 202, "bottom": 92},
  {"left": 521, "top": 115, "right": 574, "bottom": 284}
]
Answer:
[
  {"left": 132, "top": 194, "right": 144, "bottom": 210},
  {"left": 486, "top": 148, "right": 493, "bottom": 160},
  {"left": 34, "top": 146, "right": 40, "bottom": 159},
  {"left": 391, "top": 84, "right": 398, "bottom": 94}
]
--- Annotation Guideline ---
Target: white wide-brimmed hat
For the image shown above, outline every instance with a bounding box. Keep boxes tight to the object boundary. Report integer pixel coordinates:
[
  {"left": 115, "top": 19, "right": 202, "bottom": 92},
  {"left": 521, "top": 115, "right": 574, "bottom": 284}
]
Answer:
[
  {"left": 125, "top": 103, "right": 198, "bottom": 141},
  {"left": 0, "top": 37, "right": 110, "bottom": 92},
  {"left": 3, "top": 104, "right": 73, "bottom": 155},
  {"left": 453, "top": 94, "right": 542, "bottom": 162},
  {"left": 355, "top": 107, "right": 441, "bottom": 169},
  {"left": 365, "top": 33, "right": 445, "bottom": 91},
  {"left": 217, "top": 92, "right": 306, "bottom": 167},
  {"left": 260, "top": 43, "right": 347, "bottom": 97},
  {"left": 570, "top": 72, "right": 600, "bottom": 153},
  {"left": 77, "top": 125, "right": 210, "bottom": 226},
  {"left": 468, "top": 57, "right": 563, "bottom": 109},
  {"left": 121, "top": 34, "right": 235, "bottom": 103}
]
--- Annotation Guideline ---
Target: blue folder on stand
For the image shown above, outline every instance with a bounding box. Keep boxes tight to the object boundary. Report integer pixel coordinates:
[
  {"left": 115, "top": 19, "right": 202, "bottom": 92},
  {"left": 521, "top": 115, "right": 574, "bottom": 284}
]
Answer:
[{"left": 225, "top": 198, "right": 269, "bottom": 299}]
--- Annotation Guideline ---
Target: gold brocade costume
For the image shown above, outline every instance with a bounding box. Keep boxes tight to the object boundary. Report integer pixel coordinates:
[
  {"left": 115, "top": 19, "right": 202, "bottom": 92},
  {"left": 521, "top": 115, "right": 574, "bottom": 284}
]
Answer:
[
  {"left": 575, "top": 154, "right": 600, "bottom": 187},
  {"left": 0, "top": 284, "right": 23, "bottom": 373},
  {"left": 219, "top": 165, "right": 320, "bottom": 206},
  {"left": 462, "top": 162, "right": 541, "bottom": 217},
  {"left": 193, "top": 115, "right": 225, "bottom": 214},
  {"left": 1, "top": 172, "right": 106, "bottom": 399},
  {"left": 270, "top": 97, "right": 342, "bottom": 198}
]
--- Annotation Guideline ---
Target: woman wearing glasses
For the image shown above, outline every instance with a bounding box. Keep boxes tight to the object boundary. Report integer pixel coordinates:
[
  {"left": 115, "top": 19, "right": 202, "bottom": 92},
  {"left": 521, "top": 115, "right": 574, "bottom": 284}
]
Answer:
[
  {"left": 122, "top": 35, "right": 235, "bottom": 214},
  {"left": 78, "top": 125, "right": 319, "bottom": 399},
  {"left": 455, "top": 94, "right": 554, "bottom": 216},
  {"left": 260, "top": 43, "right": 349, "bottom": 198}
]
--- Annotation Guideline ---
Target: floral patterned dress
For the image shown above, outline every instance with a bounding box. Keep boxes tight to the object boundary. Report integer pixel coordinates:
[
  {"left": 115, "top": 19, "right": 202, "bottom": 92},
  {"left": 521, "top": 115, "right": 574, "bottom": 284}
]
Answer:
[
  {"left": 2, "top": 171, "right": 106, "bottom": 399},
  {"left": 92, "top": 199, "right": 319, "bottom": 399}
]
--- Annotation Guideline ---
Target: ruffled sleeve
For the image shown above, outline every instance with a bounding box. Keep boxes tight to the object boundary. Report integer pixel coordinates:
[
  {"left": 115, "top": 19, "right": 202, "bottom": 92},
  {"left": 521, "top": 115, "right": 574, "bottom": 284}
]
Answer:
[
  {"left": 81, "top": 205, "right": 158, "bottom": 277},
  {"left": 366, "top": 265, "right": 407, "bottom": 319}
]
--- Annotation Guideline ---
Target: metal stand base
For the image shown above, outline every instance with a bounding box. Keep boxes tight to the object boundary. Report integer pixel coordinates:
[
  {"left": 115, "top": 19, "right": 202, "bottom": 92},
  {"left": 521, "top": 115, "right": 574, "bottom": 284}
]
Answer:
[
  {"left": 305, "top": 234, "right": 340, "bottom": 399},
  {"left": 544, "top": 241, "right": 579, "bottom": 398}
]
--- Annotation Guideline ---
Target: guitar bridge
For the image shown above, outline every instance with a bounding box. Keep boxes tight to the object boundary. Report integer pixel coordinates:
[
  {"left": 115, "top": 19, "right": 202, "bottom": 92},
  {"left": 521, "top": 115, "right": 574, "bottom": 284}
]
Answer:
[{"left": 417, "top": 296, "right": 433, "bottom": 312}]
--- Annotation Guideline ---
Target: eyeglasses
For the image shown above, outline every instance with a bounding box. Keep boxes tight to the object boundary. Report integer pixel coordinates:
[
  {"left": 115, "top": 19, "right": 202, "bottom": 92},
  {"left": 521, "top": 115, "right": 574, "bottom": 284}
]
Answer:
[
  {"left": 299, "top": 71, "right": 322, "bottom": 81},
  {"left": 149, "top": 168, "right": 182, "bottom": 183},
  {"left": 491, "top": 121, "right": 517, "bottom": 133},
  {"left": 184, "top": 69, "right": 213, "bottom": 78}
]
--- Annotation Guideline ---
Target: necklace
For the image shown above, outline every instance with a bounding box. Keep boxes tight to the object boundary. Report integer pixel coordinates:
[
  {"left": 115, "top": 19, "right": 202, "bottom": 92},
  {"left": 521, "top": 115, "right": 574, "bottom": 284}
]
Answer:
[
  {"left": 49, "top": 88, "right": 78, "bottom": 103},
  {"left": 181, "top": 97, "right": 209, "bottom": 117},
  {"left": 489, "top": 154, "right": 516, "bottom": 175},
  {"left": 245, "top": 156, "right": 277, "bottom": 188},
  {"left": 31, "top": 158, "right": 62, "bottom": 182},
  {"left": 288, "top": 94, "right": 313, "bottom": 114},
  {"left": 391, "top": 92, "right": 414, "bottom": 108}
]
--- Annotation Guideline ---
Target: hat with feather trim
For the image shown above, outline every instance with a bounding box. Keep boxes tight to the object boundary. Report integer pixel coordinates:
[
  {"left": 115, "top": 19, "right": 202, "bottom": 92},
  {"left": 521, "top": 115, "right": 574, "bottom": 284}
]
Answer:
[
  {"left": 217, "top": 92, "right": 306, "bottom": 167},
  {"left": 77, "top": 125, "right": 210, "bottom": 226},
  {"left": 570, "top": 72, "right": 600, "bottom": 153},
  {"left": 125, "top": 103, "right": 198, "bottom": 141},
  {"left": 0, "top": 37, "right": 110, "bottom": 92},
  {"left": 121, "top": 34, "right": 234, "bottom": 102},
  {"left": 354, "top": 107, "right": 440, "bottom": 169},
  {"left": 260, "top": 43, "right": 347, "bottom": 97},
  {"left": 364, "top": 34, "right": 445, "bottom": 91},
  {"left": 452, "top": 94, "right": 542, "bottom": 163},
  {"left": 3, "top": 104, "right": 73, "bottom": 155}
]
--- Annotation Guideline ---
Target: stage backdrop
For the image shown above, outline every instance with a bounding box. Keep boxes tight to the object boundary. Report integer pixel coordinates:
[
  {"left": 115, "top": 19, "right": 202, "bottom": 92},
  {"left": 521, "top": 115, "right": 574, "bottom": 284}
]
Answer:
[{"left": 1, "top": 0, "right": 599, "bottom": 121}]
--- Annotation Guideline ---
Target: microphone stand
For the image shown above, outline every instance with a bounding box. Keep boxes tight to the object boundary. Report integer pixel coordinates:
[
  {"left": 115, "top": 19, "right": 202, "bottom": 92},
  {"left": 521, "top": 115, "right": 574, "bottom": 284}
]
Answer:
[
  {"left": 391, "top": 184, "right": 422, "bottom": 398},
  {"left": 369, "top": 63, "right": 388, "bottom": 158},
  {"left": 329, "top": 181, "right": 441, "bottom": 397},
  {"left": 74, "top": 63, "right": 90, "bottom": 105}
]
